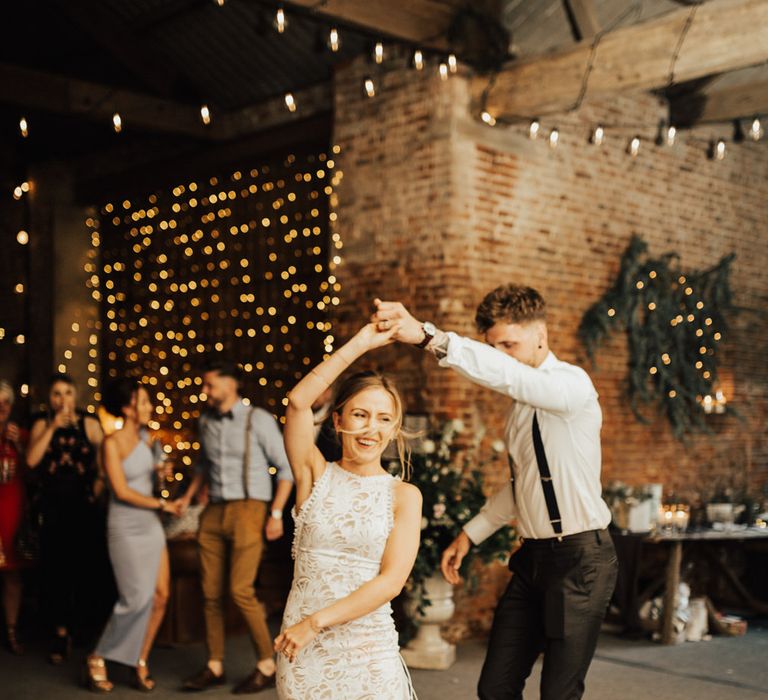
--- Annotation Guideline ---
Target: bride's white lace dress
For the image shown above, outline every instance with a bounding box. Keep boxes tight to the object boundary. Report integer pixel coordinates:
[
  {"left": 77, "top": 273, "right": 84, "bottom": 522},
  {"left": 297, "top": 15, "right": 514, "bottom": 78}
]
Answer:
[{"left": 277, "top": 462, "right": 416, "bottom": 699}]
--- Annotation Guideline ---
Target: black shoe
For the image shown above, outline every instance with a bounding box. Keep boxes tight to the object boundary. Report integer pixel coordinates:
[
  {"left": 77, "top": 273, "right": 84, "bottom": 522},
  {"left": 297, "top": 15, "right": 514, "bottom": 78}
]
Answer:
[
  {"left": 231, "top": 669, "right": 276, "bottom": 694},
  {"left": 182, "top": 667, "right": 227, "bottom": 692}
]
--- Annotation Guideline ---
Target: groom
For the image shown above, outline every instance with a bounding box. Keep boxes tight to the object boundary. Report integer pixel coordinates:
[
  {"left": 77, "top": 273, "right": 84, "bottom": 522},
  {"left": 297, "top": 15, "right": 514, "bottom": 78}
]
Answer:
[{"left": 372, "top": 285, "right": 617, "bottom": 700}]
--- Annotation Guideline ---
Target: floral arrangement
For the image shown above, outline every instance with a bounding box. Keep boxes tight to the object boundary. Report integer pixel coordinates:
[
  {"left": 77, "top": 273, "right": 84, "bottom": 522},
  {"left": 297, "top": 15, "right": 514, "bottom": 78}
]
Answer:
[{"left": 392, "top": 419, "right": 516, "bottom": 615}]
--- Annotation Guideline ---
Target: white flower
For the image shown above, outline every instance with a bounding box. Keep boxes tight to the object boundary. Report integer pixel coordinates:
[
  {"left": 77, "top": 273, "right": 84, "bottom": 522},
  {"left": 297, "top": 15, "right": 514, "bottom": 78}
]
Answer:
[
  {"left": 433, "top": 503, "right": 446, "bottom": 518},
  {"left": 491, "top": 439, "right": 506, "bottom": 453},
  {"left": 421, "top": 517, "right": 429, "bottom": 530},
  {"left": 421, "top": 439, "right": 436, "bottom": 454},
  {"left": 451, "top": 419, "right": 465, "bottom": 433}
]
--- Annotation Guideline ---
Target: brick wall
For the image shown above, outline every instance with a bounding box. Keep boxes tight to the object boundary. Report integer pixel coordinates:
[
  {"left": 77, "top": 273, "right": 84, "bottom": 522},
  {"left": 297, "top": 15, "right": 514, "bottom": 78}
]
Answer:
[{"left": 331, "top": 58, "right": 768, "bottom": 637}]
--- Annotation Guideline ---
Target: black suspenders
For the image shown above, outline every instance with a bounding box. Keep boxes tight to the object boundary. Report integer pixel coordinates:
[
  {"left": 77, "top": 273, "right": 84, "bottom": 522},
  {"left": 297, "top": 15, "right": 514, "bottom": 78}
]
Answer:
[{"left": 508, "top": 411, "right": 564, "bottom": 538}]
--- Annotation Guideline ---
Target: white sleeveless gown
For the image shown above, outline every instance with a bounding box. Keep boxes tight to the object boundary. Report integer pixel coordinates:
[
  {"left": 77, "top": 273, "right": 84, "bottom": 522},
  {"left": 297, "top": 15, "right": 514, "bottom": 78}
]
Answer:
[{"left": 277, "top": 462, "right": 416, "bottom": 699}]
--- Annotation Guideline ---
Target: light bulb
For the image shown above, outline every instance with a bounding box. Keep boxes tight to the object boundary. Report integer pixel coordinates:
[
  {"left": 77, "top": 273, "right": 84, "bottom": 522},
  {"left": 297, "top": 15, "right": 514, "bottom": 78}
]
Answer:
[
  {"left": 448, "top": 54, "right": 457, "bottom": 73},
  {"left": 750, "top": 117, "right": 762, "bottom": 141},
  {"left": 591, "top": 125, "right": 604, "bottom": 145},
  {"left": 549, "top": 128, "right": 559, "bottom": 148},
  {"left": 200, "top": 104, "right": 211, "bottom": 125},
  {"left": 112, "top": 112, "right": 122, "bottom": 133},
  {"left": 329, "top": 28, "right": 340, "bottom": 52},
  {"left": 438, "top": 63, "right": 448, "bottom": 81},
  {"left": 413, "top": 50, "right": 424, "bottom": 70},
  {"left": 666, "top": 125, "right": 676, "bottom": 146},
  {"left": 374, "top": 42, "right": 384, "bottom": 64},
  {"left": 481, "top": 111, "right": 496, "bottom": 126},
  {"left": 275, "top": 7, "right": 287, "bottom": 33},
  {"left": 528, "top": 120, "right": 540, "bottom": 139},
  {"left": 364, "top": 77, "right": 375, "bottom": 98},
  {"left": 284, "top": 93, "right": 296, "bottom": 112},
  {"left": 19, "top": 116, "right": 28, "bottom": 138},
  {"left": 629, "top": 136, "right": 640, "bottom": 157}
]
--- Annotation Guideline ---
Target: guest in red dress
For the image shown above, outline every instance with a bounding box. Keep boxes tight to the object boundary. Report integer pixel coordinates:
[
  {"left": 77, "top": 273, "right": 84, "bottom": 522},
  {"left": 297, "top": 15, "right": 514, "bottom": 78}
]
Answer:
[{"left": 0, "top": 380, "right": 28, "bottom": 655}]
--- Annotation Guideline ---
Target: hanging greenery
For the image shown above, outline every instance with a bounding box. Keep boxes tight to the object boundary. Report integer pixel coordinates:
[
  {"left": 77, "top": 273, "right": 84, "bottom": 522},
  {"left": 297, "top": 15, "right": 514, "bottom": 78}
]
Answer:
[{"left": 579, "top": 234, "right": 736, "bottom": 437}]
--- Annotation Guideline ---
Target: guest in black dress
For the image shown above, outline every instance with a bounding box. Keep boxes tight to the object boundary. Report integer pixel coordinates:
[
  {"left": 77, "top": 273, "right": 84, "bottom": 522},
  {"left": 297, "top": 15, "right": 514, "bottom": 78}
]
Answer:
[{"left": 26, "top": 373, "right": 108, "bottom": 663}]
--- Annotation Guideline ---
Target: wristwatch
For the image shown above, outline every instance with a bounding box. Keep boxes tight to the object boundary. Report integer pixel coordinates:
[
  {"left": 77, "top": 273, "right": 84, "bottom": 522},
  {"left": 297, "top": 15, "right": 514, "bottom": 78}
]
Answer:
[
  {"left": 270, "top": 508, "right": 284, "bottom": 520},
  {"left": 416, "top": 321, "right": 436, "bottom": 349}
]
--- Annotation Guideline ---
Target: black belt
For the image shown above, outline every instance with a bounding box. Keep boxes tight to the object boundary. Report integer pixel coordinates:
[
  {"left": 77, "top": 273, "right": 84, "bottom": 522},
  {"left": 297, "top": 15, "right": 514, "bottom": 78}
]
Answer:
[{"left": 521, "top": 528, "right": 607, "bottom": 548}]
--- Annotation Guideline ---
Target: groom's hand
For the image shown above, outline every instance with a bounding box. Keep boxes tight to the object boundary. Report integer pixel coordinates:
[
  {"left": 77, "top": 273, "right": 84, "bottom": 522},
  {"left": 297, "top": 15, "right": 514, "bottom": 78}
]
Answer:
[
  {"left": 441, "top": 531, "right": 471, "bottom": 585},
  {"left": 371, "top": 299, "right": 424, "bottom": 345}
]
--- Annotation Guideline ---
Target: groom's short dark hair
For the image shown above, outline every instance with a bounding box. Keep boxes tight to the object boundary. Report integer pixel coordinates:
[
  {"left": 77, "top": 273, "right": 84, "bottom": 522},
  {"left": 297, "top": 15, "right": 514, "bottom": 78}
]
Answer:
[
  {"left": 475, "top": 285, "right": 547, "bottom": 332},
  {"left": 201, "top": 358, "right": 243, "bottom": 383}
]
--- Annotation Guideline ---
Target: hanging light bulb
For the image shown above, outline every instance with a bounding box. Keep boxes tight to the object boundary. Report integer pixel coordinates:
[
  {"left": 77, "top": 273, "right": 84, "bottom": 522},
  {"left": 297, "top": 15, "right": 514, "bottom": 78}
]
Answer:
[
  {"left": 481, "top": 111, "right": 496, "bottom": 126},
  {"left": 363, "top": 77, "right": 375, "bottom": 98},
  {"left": 750, "top": 117, "right": 763, "bottom": 141},
  {"left": 284, "top": 93, "right": 296, "bottom": 112},
  {"left": 328, "top": 27, "right": 340, "bottom": 52},
  {"left": 549, "top": 127, "right": 560, "bottom": 149},
  {"left": 274, "top": 7, "right": 287, "bottom": 33},
  {"left": 213, "top": 0, "right": 225, "bottom": 6},
  {"left": 528, "top": 119, "right": 540, "bottom": 139},
  {"left": 413, "top": 50, "right": 424, "bottom": 70},
  {"left": 713, "top": 138, "right": 726, "bottom": 161},
  {"left": 16, "top": 230, "right": 29, "bottom": 245},
  {"left": 112, "top": 112, "right": 122, "bottom": 133},
  {"left": 374, "top": 42, "right": 384, "bottom": 64},
  {"left": 590, "top": 124, "right": 605, "bottom": 145},
  {"left": 628, "top": 136, "right": 641, "bottom": 157},
  {"left": 666, "top": 125, "right": 676, "bottom": 146},
  {"left": 447, "top": 54, "right": 458, "bottom": 73},
  {"left": 200, "top": 104, "right": 211, "bottom": 125},
  {"left": 19, "top": 116, "right": 28, "bottom": 138},
  {"left": 438, "top": 63, "right": 448, "bottom": 81}
]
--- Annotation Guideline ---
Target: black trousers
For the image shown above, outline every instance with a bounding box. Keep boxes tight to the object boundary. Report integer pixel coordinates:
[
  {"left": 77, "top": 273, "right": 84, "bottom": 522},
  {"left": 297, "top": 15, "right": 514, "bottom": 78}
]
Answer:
[{"left": 478, "top": 529, "right": 618, "bottom": 700}]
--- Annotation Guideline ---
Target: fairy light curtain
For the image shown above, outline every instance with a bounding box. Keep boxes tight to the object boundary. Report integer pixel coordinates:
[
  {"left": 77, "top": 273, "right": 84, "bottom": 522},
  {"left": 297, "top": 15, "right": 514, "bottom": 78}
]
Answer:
[{"left": 91, "top": 147, "right": 343, "bottom": 469}]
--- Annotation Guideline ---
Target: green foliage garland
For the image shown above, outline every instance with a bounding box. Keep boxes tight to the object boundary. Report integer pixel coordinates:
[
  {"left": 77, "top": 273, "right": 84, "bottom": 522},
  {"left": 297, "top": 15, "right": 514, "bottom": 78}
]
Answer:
[{"left": 579, "top": 235, "right": 736, "bottom": 437}]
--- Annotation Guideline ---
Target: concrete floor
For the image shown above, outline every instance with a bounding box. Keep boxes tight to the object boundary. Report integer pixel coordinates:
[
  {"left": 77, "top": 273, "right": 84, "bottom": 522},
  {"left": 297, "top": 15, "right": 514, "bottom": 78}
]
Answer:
[{"left": 2, "top": 624, "right": 767, "bottom": 699}]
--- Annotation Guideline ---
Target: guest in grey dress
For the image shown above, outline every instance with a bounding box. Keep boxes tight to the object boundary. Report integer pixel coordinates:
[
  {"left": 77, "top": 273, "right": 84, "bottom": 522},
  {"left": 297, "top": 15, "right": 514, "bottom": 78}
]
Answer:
[{"left": 85, "top": 379, "right": 182, "bottom": 693}]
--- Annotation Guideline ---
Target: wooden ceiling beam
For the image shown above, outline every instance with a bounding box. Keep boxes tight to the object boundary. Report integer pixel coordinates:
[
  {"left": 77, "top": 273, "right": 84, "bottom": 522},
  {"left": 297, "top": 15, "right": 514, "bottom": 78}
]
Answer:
[
  {"left": 0, "top": 63, "right": 332, "bottom": 141},
  {"left": 670, "top": 65, "right": 768, "bottom": 126},
  {"left": 285, "top": 0, "right": 465, "bottom": 50},
  {"left": 475, "top": 0, "right": 768, "bottom": 120},
  {"left": 564, "top": 0, "right": 600, "bottom": 40}
]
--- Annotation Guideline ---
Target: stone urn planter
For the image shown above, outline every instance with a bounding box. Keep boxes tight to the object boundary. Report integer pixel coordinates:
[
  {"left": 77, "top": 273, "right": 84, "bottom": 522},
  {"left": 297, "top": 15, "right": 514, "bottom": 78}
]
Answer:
[{"left": 401, "top": 574, "right": 456, "bottom": 670}]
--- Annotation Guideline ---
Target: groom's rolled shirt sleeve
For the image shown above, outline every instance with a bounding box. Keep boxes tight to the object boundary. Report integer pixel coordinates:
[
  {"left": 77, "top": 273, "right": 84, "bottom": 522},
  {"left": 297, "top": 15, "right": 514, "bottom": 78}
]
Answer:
[{"left": 463, "top": 482, "right": 516, "bottom": 545}]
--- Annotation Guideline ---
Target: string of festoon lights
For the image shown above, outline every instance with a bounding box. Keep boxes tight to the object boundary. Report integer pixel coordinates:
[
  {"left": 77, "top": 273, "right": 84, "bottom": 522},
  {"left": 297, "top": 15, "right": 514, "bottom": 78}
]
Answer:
[
  {"left": 477, "top": 112, "right": 764, "bottom": 161},
  {"left": 8, "top": 2, "right": 460, "bottom": 139}
]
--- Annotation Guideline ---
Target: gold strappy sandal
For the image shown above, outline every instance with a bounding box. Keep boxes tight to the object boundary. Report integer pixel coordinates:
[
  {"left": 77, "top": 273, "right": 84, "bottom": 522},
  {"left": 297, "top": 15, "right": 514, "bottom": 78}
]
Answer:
[
  {"left": 132, "top": 659, "right": 156, "bottom": 692},
  {"left": 84, "top": 655, "right": 113, "bottom": 693}
]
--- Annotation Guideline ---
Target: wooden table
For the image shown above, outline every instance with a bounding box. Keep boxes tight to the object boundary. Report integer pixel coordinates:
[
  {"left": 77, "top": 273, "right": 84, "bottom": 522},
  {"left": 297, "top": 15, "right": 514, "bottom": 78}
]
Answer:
[{"left": 611, "top": 527, "right": 768, "bottom": 644}]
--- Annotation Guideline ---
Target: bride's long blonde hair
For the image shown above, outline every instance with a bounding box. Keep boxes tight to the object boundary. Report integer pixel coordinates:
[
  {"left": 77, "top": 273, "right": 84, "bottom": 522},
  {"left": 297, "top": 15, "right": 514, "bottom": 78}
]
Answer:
[{"left": 331, "top": 370, "right": 414, "bottom": 480}]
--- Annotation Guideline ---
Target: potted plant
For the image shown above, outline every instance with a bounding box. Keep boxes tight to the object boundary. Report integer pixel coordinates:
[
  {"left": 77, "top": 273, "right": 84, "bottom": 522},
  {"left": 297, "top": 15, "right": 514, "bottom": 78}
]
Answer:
[{"left": 393, "top": 419, "right": 516, "bottom": 669}]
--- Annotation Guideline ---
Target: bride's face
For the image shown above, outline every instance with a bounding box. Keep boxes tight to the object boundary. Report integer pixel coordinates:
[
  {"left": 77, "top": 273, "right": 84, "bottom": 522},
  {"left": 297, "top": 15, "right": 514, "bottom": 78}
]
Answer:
[{"left": 334, "top": 387, "right": 398, "bottom": 464}]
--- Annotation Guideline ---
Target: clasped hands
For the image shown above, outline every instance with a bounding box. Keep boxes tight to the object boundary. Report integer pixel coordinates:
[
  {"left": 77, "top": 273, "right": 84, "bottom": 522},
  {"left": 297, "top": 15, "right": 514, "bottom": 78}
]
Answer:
[{"left": 356, "top": 299, "right": 426, "bottom": 348}]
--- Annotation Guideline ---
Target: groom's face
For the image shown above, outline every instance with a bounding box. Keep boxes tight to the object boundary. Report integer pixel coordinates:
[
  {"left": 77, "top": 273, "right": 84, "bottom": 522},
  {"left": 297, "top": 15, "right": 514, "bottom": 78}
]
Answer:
[{"left": 485, "top": 320, "right": 545, "bottom": 367}]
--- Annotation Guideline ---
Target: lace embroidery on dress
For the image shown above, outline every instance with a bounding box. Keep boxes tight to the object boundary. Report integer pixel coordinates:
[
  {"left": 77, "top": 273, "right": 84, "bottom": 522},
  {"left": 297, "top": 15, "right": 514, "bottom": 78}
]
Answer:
[{"left": 278, "top": 462, "right": 417, "bottom": 700}]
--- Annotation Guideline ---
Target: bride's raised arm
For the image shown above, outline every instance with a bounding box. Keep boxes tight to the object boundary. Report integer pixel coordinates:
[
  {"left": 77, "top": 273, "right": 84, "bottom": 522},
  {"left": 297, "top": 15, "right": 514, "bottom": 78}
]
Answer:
[{"left": 284, "top": 322, "right": 399, "bottom": 509}]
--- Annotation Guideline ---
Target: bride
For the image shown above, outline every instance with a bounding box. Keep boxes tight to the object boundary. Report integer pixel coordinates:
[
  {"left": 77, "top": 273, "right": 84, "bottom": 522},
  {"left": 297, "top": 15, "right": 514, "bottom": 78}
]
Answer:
[{"left": 275, "top": 322, "right": 421, "bottom": 699}]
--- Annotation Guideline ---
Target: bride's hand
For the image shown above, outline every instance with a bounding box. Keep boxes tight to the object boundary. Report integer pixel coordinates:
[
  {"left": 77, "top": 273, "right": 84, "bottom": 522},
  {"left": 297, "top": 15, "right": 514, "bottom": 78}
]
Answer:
[
  {"left": 354, "top": 321, "right": 400, "bottom": 351},
  {"left": 274, "top": 617, "right": 320, "bottom": 663}
]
